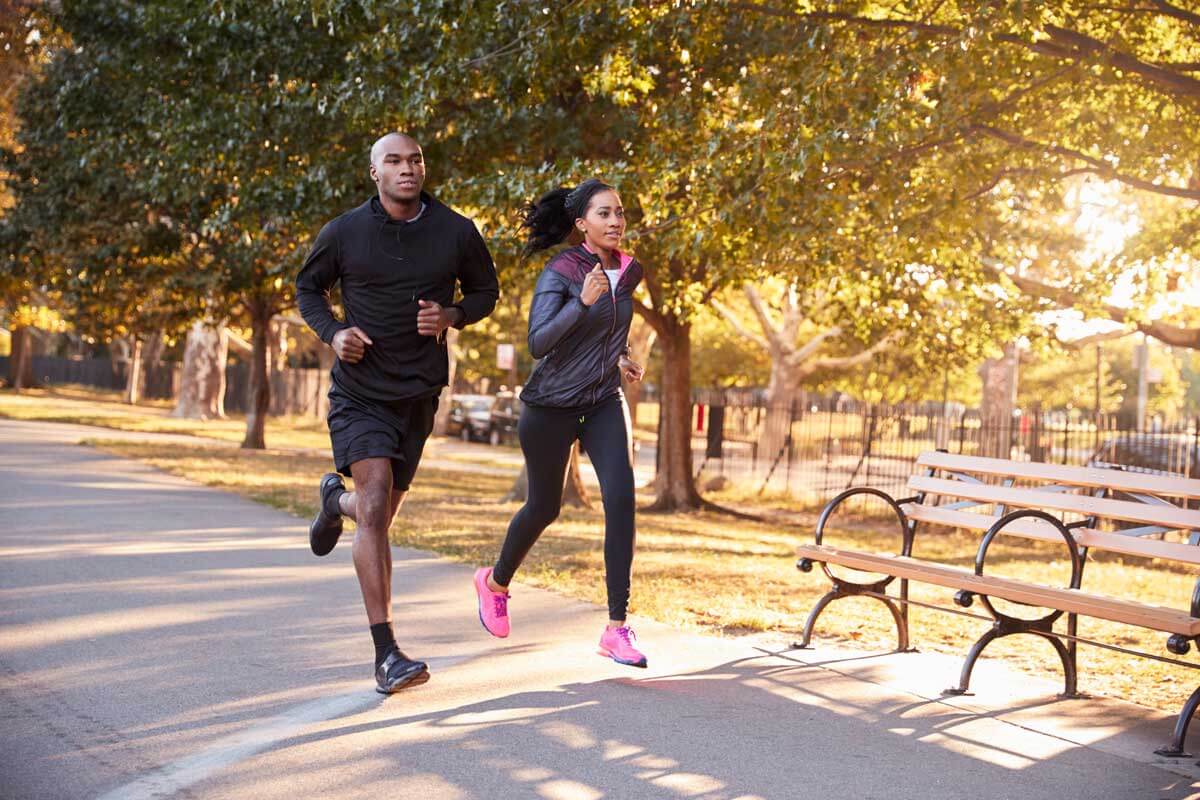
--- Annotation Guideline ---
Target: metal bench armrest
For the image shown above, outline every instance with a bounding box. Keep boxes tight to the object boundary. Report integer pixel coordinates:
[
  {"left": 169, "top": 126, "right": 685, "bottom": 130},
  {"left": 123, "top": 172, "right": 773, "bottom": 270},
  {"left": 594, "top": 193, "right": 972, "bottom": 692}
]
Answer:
[{"left": 814, "top": 487, "right": 914, "bottom": 557}]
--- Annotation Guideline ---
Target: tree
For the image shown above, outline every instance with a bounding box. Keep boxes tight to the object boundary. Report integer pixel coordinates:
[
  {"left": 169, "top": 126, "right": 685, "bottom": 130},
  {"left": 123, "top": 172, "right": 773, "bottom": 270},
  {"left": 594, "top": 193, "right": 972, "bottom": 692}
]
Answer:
[
  {"left": 756, "top": 4, "right": 1200, "bottom": 353},
  {"left": 0, "top": 1, "right": 53, "bottom": 390},
  {"left": 172, "top": 320, "right": 229, "bottom": 419},
  {"left": 712, "top": 280, "right": 899, "bottom": 460},
  {"left": 10, "top": 2, "right": 379, "bottom": 442}
]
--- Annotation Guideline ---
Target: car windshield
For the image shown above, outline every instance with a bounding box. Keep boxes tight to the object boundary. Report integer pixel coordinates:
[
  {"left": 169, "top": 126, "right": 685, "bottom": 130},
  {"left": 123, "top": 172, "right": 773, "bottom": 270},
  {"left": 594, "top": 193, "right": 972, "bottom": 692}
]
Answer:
[
  {"left": 1095, "top": 435, "right": 1197, "bottom": 475},
  {"left": 460, "top": 398, "right": 492, "bottom": 412}
]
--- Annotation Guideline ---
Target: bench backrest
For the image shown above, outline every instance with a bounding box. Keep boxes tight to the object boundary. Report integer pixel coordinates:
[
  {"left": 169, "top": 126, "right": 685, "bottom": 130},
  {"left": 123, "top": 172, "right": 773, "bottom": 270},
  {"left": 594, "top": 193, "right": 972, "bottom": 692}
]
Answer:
[{"left": 905, "top": 451, "right": 1200, "bottom": 567}]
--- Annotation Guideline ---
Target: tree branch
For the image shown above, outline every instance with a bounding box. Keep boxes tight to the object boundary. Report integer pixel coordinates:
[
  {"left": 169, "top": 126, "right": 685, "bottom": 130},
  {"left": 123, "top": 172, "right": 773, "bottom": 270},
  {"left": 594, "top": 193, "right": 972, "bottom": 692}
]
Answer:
[
  {"left": 785, "top": 326, "right": 843, "bottom": 368},
  {"left": 633, "top": 299, "right": 666, "bottom": 337},
  {"left": 1062, "top": 328, "right": 1134, "bottom": 348},
  {"left": 982, "top": 260, "right": 1200, "bottom": 349},
  {"left": 1149, "top": 0, "right": 1200, "bottom": 27},
  {"left": 971, "top": 125, "right": 1200, "bottom": 199},
  {"left": 711, "top": 297, "right": 771, "bottom": 351},
  {"left": 743, "top": 283, "right": 787, "bottom": 352},
  {"left": 1040, "top": 23, "right": 1200, "bottom": 101},
  {"left": 732, "top": 6, "right": 1200, "bottom": 101},
  {"left": 805, "top": 331, "right": 902, "bottom": 374}
]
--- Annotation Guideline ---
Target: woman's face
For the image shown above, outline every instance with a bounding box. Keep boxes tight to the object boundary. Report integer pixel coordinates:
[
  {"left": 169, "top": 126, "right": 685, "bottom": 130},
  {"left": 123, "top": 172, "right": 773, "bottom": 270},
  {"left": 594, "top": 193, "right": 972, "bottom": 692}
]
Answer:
[{"left": 576, "top": 189, "right": 625, "bottom": 250}]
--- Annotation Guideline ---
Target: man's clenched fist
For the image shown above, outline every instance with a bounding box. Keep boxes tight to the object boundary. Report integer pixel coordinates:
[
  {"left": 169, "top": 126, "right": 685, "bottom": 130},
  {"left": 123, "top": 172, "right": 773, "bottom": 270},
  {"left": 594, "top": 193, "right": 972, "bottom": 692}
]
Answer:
[
  {"left": 417, "top": 299, "right": 463, "bottom": 339},
  {"left": 331, "top": 326, "right": 373, "bottom": 363}
]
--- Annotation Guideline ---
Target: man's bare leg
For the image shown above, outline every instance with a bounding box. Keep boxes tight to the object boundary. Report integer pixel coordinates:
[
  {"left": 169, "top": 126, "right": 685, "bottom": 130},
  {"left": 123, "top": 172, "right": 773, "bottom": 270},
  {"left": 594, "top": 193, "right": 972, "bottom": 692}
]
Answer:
[
  {"left": 344, "top": 459, "right": 427, "bottom": 693},
  {"left": 338, "top": 486, "right": 407, "bottom": 595},
  {"left": 347, "top": 458, "right": 395, "bottom": 625}
]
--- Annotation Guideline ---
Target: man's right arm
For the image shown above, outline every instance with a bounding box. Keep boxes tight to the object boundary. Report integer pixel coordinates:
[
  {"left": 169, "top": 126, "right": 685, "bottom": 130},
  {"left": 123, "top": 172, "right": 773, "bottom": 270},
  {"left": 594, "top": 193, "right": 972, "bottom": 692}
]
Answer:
[{"left": 296, "top": 220, "right": 349, "bottom": 344}]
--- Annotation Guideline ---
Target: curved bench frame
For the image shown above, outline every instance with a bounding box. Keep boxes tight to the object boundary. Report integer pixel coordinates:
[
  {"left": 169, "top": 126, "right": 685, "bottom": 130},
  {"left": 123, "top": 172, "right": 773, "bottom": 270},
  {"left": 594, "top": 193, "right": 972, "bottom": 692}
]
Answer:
[
  {"left": 794, "top": 452, "right": 1200, "bottom": 759},
  {"left": 944, "top": 509, "right": 1085, "bottom": 698},
  {"left": 795, "top": 487, "right": 915, "bottom": 652}
]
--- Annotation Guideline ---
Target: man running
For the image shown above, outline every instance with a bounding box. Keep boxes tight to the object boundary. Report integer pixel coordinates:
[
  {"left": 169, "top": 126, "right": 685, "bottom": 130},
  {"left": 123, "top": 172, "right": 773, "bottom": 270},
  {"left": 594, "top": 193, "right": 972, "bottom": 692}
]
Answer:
[{"left": 296, "top": 132, "right": 499, "bottom": 694}]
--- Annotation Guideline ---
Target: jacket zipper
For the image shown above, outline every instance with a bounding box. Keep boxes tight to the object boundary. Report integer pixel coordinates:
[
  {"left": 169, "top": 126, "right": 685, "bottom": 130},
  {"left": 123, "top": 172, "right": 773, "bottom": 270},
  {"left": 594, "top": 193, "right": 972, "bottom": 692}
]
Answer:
[{"left": 590, "top": 268, "right": 619, "bottom": 406}]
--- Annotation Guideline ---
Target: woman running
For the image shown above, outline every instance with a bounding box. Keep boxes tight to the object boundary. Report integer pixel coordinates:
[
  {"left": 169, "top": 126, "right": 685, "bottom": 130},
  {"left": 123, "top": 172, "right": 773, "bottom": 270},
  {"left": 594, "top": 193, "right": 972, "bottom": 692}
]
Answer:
[{"left": 473, "top": 178, "right": 648, "bottom": 667}]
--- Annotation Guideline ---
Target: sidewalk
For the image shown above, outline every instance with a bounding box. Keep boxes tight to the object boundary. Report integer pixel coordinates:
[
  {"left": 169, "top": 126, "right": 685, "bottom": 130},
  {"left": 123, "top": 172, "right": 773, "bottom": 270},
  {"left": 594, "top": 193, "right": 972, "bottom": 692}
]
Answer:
[
  {"left": 8, "top": 416, "right": 655, "bottom": 485},
  {"left": 1, "top": 418, "right": 1197, "bottom": 799}
]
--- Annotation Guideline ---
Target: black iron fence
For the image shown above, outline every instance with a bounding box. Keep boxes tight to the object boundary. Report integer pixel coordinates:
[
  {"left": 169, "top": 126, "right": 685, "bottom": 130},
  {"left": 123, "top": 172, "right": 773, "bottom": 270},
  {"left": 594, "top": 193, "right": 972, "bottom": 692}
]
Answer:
[
  {"left": 0, "top": 355, "right": 328, "bottom": 416},
  {"left": 636, "top": 387, "right": 1199, "bottom": 504},
  {"left": 8, "top": 357, "right": 1197, "bottom": 504}
]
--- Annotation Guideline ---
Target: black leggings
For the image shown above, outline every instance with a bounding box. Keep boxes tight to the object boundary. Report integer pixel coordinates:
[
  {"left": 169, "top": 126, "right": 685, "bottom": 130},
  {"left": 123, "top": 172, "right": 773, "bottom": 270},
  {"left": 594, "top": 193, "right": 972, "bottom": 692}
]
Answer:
[{"left": 492, "top": 395, "right": 636, "bottom": 620}]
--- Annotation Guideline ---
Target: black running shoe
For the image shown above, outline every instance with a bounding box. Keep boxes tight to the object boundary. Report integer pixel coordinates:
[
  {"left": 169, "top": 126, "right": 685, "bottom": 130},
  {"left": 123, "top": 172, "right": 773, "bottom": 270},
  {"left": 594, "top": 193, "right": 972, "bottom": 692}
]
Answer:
[
  {"left": 375, "top": 649, "right": 430, "bottom": 695},
  {"left": 309, "top": 472, "right": 345, "bottom": 557}
]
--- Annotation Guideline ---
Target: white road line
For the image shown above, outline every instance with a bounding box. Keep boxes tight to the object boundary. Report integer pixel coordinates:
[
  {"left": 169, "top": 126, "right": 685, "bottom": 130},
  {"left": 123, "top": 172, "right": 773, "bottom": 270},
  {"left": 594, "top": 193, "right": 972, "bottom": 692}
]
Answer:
[
  {"left": 93, "top": 691, "right": 375, "bottom": 800},
  {"left": 94, "top": 654, "right": 473, "bottom": 800}
]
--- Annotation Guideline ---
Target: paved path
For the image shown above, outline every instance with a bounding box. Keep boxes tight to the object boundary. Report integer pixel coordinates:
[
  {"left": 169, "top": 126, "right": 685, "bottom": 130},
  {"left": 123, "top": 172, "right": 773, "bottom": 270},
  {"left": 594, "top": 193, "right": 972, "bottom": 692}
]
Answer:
[{"left": 2, "top": 418, "right": 1198, "bottom": 799}]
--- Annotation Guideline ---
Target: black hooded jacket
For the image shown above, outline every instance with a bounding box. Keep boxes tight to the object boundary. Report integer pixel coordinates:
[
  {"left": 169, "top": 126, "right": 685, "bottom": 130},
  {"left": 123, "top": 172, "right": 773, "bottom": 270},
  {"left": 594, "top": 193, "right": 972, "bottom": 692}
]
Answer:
[
  {"left": 296, "top": 193, "right": 499, "bottom": 403},
  {"left": 519, "top": 244, "right": 644, "bottom": 410}
]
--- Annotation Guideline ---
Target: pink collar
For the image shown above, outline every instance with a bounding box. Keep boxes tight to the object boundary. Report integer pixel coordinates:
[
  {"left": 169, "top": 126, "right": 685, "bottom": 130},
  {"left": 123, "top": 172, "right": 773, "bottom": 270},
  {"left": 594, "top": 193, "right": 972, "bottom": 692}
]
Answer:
[{"left": 582, "top": 240, "right": 634, "bottom": 275}]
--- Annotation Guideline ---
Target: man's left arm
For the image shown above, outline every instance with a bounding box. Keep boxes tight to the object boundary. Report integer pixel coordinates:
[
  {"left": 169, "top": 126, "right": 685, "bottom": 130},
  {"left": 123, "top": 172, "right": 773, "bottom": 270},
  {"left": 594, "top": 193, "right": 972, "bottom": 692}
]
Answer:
[
  {"left": 418, "top": 223, "right": 500, "bottom": 339},
  {"left": 446, "top": 222, "right": 499, "bottom": 329}
]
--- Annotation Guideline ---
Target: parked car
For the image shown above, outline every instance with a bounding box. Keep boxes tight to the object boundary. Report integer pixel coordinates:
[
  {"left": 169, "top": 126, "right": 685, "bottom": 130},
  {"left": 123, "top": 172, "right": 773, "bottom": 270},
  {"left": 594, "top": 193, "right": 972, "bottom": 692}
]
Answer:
[
  {"left": 445, "top": 394, "right": 495, "bottom": 442},
  {"left": 487, "top": 392, "right": 521, "bottom": 446},
  {"left": 1088, "top": 433, "right": 1199, "bottom": 479},
  {"left": 1087, "top": 433, "right": 1200, "bottom": 513}
]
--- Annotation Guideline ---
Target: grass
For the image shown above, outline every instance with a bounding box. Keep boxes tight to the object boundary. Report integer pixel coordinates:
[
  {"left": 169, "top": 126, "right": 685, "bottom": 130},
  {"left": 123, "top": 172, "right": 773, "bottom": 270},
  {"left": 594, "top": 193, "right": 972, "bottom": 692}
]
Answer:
[
  {"left": 0, "top": 386, "right": 331, "bottom": 450},
  {"left": 88, "top": 436, "right": 1200, "bottom": 715}
]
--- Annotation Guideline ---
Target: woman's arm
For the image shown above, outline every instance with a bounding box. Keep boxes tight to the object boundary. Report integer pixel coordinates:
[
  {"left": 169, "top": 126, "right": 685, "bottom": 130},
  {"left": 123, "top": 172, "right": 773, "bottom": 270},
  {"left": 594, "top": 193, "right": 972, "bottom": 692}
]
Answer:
[{"left": 527, "top": 269, "right": 588, "bottom": 359}]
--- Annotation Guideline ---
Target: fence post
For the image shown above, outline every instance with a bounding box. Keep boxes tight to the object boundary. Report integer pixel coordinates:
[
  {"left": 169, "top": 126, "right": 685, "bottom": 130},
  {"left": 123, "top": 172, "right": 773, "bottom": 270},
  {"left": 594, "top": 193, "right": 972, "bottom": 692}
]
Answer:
[
  {"left": 824, "top": 400, "right": 835, "bottom": 497},
  {"left": 1193, "top": 417, "right": 1199, "bottom": 480},
  {"left": 785, "top": 397, "right": 795, "bottom": 490},
  {"left": 1062, "top": 418, "right": 1070, "bottom": 465}
]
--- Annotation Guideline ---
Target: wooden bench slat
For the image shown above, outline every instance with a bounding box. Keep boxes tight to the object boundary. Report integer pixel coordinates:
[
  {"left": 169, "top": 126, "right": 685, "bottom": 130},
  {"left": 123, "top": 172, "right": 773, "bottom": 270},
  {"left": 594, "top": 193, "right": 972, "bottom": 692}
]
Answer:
[
  {"left": 901, "top": 503, "right": 1200, "bottom": 566},
  {"left": 795, "top": 543, "right": 1200, "bottom": 636},
  {"left": 916, "top": 452, "right": 1200, "bottom": 500},
  {"left": 908, "top": 476, "right": 1200, "bottom": 531}
]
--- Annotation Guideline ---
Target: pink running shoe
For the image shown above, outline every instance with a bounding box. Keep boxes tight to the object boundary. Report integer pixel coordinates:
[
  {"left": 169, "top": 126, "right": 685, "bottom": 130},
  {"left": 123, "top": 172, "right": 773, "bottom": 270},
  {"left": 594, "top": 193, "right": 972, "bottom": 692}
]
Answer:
[
  {"left": 474, "top": 567, "right": 510, "bottom": 638},
  {"left": 598, "top": 625, "right": 647, "bottom": 668}
]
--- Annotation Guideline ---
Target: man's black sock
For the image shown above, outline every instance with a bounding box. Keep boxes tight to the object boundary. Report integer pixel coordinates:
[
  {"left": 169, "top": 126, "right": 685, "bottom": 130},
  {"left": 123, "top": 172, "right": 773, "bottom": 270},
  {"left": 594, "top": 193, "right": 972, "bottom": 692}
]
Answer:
[
  {"left": 324, "top": 485, "right": 346, "bottom": 518},
  {"left": 370, "top": 622, "right": 397, "bottom": 667}
]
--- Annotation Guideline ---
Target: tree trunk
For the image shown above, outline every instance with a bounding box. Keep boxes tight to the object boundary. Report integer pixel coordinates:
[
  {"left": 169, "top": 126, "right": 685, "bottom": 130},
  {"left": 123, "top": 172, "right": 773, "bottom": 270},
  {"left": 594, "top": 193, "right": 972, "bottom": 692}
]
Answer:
[
  {"left": 241, "top": 302, "right": 272, "bottom": 449},
  {"left": 978, "top": 342, "right": 1019, "bottom": 459},
  {"left": 501, "top": 444, "right": 592, "bottom": 507},
  {"left": 649, "top": 318, "right": 702, "bottom": 510},
  {"left": 756, "top": 358, "right": 798, "bottom": 469},
  {"left": 434, "top": 327, "right": 460, "bottom": 436},
  {"left": 173, "top": 321, "right": 228, "bottom": 419},
  {"left": 140, "top": 331, "right": 167, "bottom": 398},
  {"left": 562, "top": 442, "right": 593, "bottom": 508},
  {"left": 502, "top": 463, "right": 529, "bottom": 503},
  {"left": 622, "top": 319, "right": 657, "bottom": 427},
  {"left": 8, "top": 325, "right": 36, "bottom": 390},
  {"left": 123, "top": 337, "right": 143, "bottom": 405}
]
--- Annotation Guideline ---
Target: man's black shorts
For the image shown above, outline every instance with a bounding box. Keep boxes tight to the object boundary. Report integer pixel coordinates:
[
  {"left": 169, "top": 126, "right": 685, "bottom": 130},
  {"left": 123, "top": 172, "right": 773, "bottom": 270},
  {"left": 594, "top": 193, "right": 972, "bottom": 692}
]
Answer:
[{"left": 327, "top": 387, "right": 438, "bottom": 491}]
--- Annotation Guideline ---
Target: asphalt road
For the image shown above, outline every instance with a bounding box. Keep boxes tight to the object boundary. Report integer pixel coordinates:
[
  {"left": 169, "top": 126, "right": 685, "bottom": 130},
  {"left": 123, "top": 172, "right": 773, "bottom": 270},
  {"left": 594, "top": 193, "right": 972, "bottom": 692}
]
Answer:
[{"left": 1, "top": 418, "right": 1197, "bottom": 800}]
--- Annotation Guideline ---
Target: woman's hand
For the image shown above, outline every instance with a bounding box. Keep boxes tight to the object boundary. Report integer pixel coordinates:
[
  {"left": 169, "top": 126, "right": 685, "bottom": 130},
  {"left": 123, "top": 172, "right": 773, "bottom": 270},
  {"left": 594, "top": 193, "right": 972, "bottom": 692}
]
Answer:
[
  {"left": 580, "top": 262, "right": 609, "bottom": 306},
  {"left": 619, "top": 355, "right": 645, "bottom": 383}
]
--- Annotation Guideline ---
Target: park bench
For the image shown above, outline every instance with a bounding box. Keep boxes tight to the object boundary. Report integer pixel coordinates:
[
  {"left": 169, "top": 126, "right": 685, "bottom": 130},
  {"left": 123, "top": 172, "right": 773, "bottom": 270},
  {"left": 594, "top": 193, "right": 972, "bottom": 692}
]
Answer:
[{"left": 793, "top": 450, "right": 1200, "bottom": 757}]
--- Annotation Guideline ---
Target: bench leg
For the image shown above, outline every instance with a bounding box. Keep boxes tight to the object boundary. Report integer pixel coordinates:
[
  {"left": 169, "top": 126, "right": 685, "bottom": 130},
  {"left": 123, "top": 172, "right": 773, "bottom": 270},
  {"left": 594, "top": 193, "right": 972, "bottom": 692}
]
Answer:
[
  {"left": 794, "top": 586, "right": 909, "bottom": 652},
  {"left": 1155, "top": 685, "right": 1200, "bottom": 759},
  {"left": 880, "top": 591, "right": 910, "bottom": 653},
  {"left": 1033, "top": 630, "right": 1084, "bottom": 699},
  {"left": 946, "top": 624, "right": 1085, "bottom": 698},
  {"left": 944, "top": 627, "right": 1000, "bottom": 696},
  {"left": 794, "top": 589, "right": 840, "bottom": 649}
]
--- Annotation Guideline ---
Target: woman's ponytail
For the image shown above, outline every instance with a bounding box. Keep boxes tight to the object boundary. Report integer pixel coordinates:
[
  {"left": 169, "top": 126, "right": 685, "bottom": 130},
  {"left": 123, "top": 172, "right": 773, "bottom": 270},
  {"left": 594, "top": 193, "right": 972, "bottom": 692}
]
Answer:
[{"left": 522, "top": 178, "right": 613, "bottom": 257}]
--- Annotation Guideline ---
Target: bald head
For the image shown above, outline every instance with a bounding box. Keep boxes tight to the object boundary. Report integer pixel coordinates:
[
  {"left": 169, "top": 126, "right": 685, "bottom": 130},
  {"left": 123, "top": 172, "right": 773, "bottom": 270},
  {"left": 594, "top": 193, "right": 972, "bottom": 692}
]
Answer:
[
  {"left": 370, "top": 132, "right": 420, "bottom": 168},
  {"left": 369, "top": 132, "right": 425, "bottom": 208}
]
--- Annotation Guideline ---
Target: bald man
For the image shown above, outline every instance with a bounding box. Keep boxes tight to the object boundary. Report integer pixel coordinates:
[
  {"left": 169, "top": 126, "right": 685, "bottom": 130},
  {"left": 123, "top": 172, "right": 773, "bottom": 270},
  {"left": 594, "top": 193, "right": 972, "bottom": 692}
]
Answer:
[{"left": 296, "top": 132, "right": 499, "bottom": 694}]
